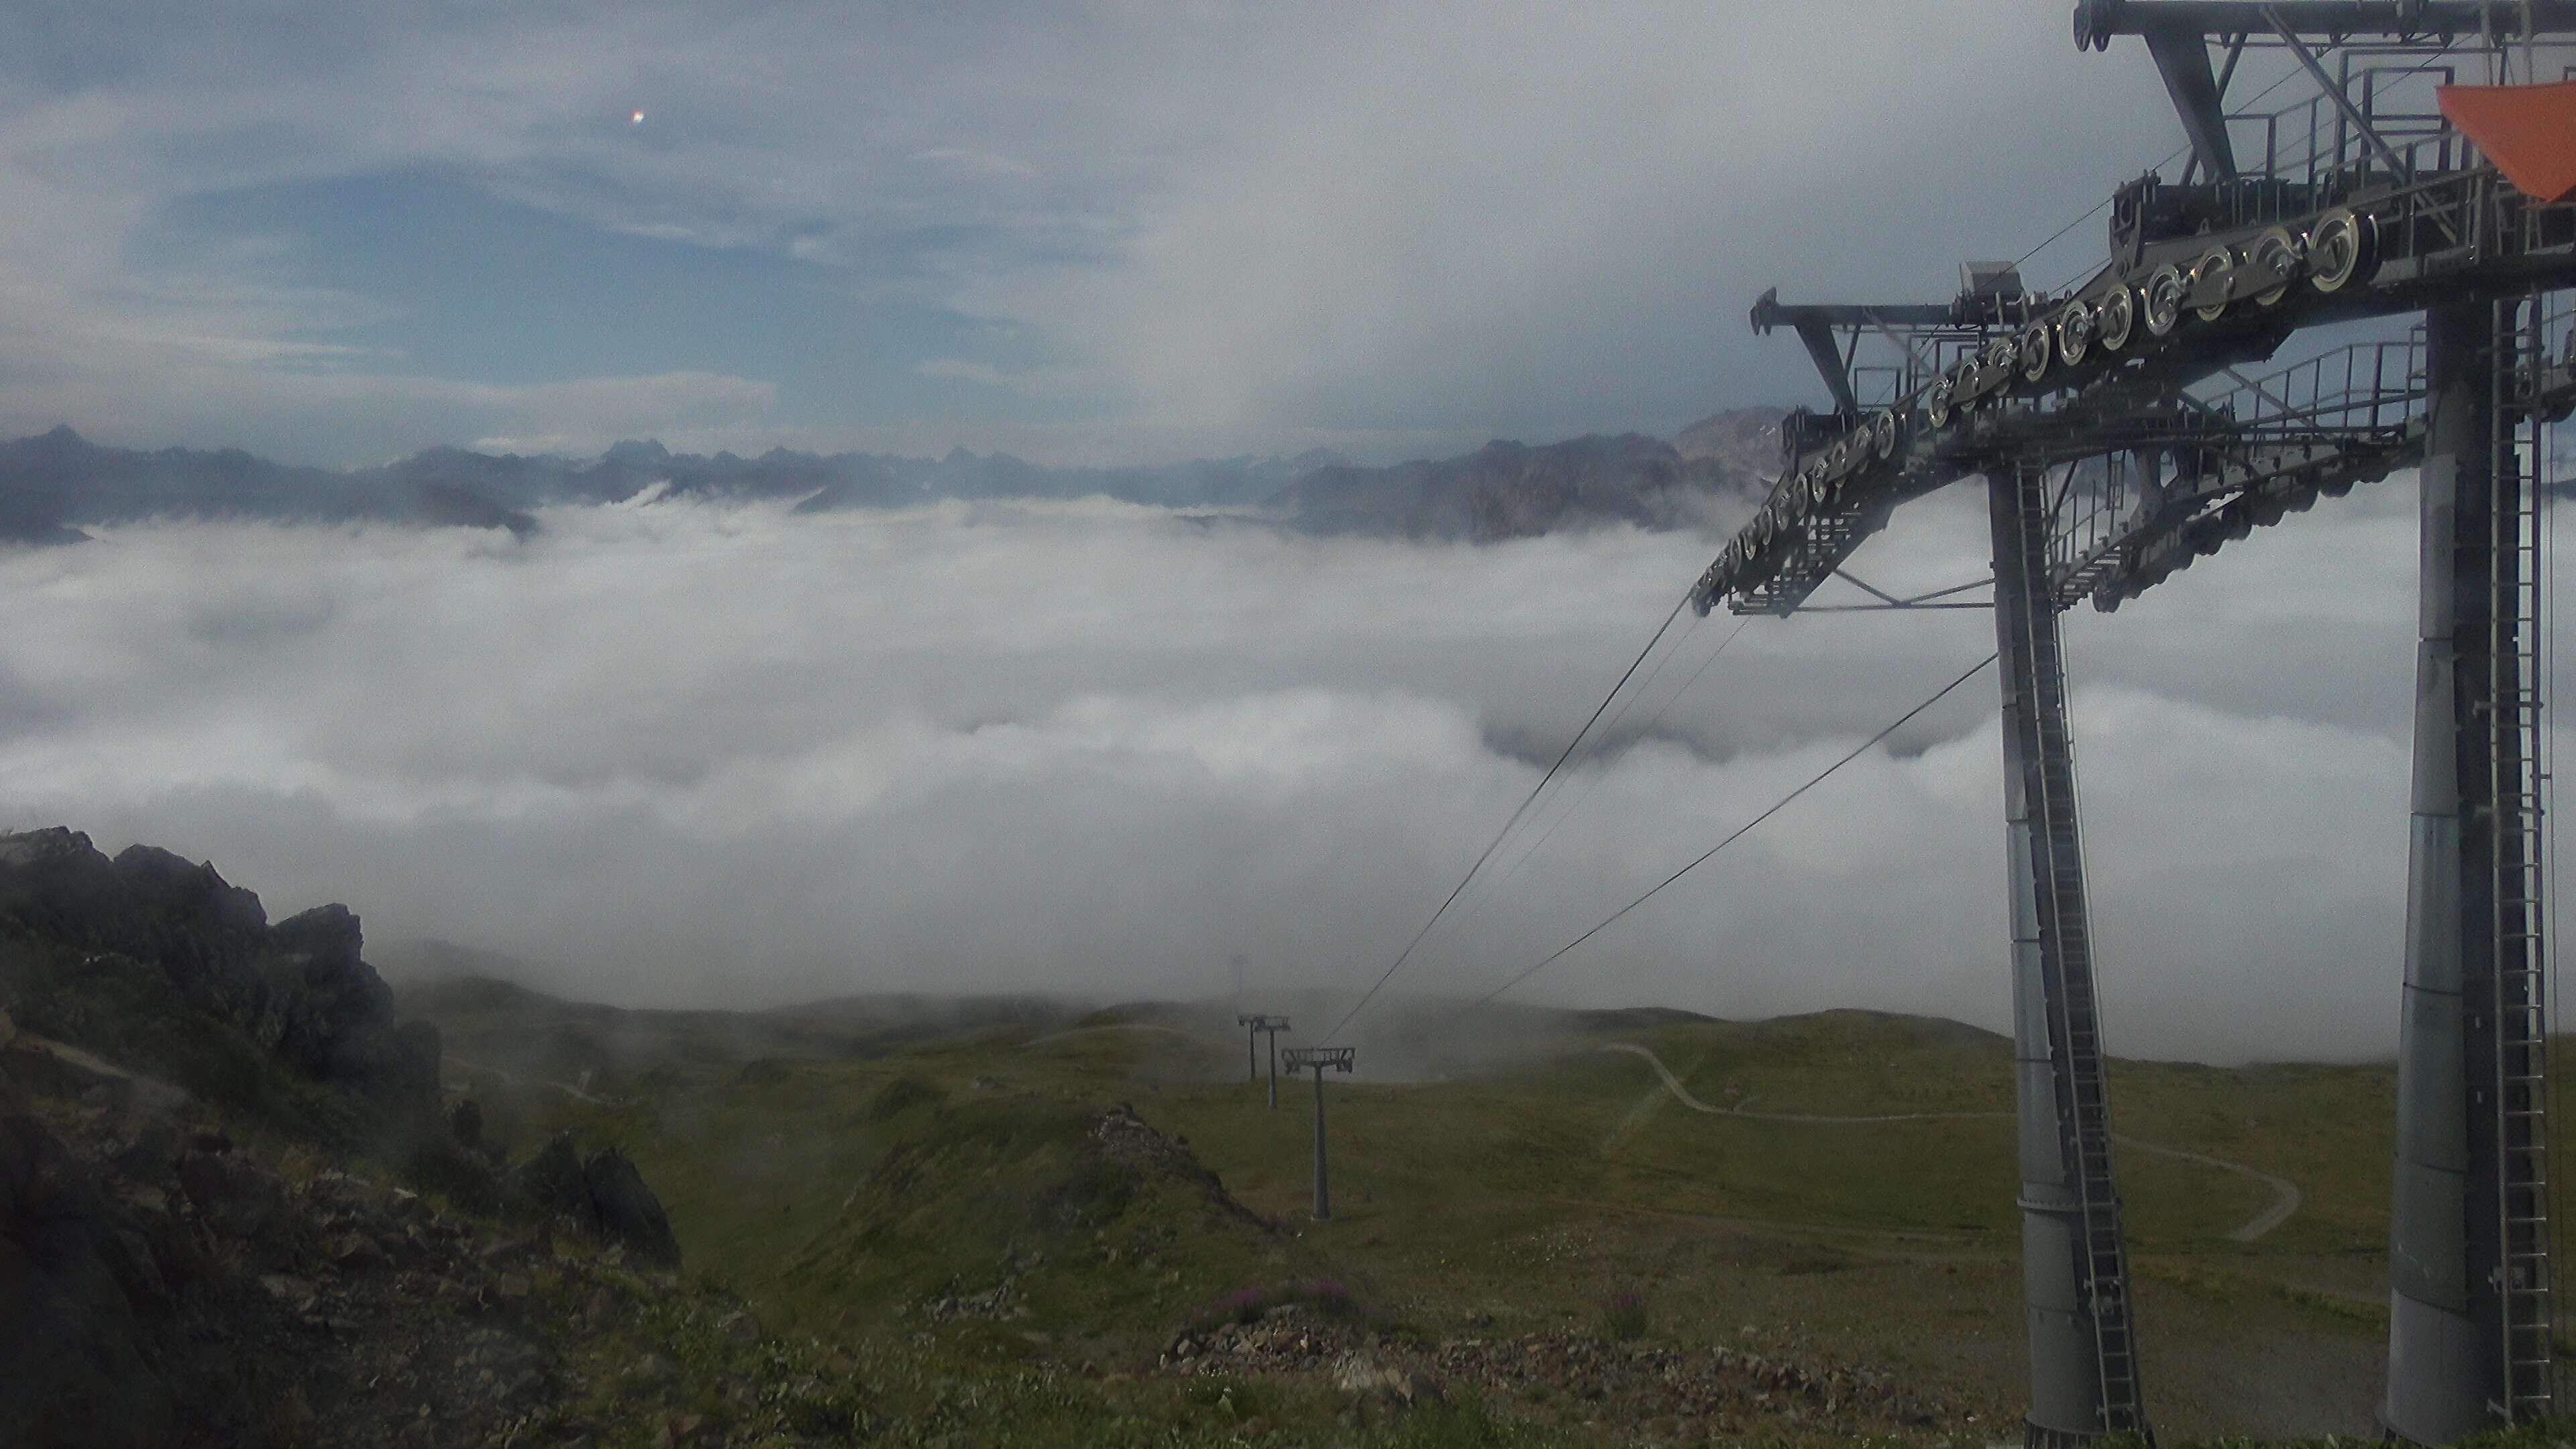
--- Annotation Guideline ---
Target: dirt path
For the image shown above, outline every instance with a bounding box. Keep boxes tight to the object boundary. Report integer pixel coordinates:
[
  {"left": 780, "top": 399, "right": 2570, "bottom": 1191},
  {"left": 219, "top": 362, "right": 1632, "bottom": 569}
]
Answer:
[
  {"left": 443, "top": 1053, "right": 615, "bottom": 1105},
  {"left": 17, "top": 1032, "right": 195, "bottom": 1116},
  {"left": 1597, "top": 1042, "right": 2301, "bottom": 1244}
]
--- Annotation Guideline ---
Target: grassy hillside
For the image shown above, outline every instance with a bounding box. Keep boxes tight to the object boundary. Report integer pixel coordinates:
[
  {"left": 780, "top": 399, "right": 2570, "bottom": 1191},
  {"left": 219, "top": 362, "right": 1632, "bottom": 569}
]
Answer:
[{"left": 401, "top": 981, "right": 2428, "bottom": 1443}]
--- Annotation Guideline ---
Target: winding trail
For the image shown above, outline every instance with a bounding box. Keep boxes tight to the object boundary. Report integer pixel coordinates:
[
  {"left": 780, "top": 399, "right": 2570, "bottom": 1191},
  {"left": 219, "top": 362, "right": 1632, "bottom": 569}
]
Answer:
[
  {"left": 1597, "top": 1041, "right": 2302, "bottom": 1244},
  {"left": 444, "top": 1053, "right": 616, "bottom": 1106},
  {"left": 18, "top": 1032, "right": 193, "bottom": 1115}
]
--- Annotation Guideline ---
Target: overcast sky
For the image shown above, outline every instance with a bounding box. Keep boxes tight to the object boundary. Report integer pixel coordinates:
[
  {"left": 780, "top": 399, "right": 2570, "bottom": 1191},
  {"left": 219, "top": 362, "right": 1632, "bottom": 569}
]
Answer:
[
  {"left": 3, "top": 3, "right": 2558, "bottom": 1067},
  {"left": 0, "top": 0, "right": 2220, "bottom": 466}
]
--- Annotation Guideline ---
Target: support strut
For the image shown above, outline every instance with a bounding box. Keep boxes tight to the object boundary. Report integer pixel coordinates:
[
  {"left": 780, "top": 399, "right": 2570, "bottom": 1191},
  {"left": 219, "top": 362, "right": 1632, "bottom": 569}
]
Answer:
[{"left": 1991, "top": 463, "right": 2149, "bottom": 1446}]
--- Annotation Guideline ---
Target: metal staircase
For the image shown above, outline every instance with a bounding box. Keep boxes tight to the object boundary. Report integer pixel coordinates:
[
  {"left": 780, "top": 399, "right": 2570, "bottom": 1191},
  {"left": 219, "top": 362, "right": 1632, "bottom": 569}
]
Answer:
[
  {"left": 2489, "top": 296, "right": 2557, "bottom": 1420},
  {"left": 2002, "top": 465, "right": 2147, "bottom": 1441}
]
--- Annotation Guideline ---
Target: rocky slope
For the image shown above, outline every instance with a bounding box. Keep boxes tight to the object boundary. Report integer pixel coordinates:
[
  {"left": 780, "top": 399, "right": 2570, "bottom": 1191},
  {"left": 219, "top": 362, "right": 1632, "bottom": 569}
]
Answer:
[
  {"left": 1672, "top": 407, "right": 1785, "bottom": 482},
  {"left": 0, "top": 828, "right": 439, "bottom": 1112},
  {"left": 0, "top": 828, "right": 789, "bottom": 1449}
]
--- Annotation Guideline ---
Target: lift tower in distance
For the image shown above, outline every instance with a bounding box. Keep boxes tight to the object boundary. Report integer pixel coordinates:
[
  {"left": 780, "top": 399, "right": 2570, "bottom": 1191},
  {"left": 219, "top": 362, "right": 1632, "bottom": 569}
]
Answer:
[
  {"left": 1281, "top": 1046, "right": 1354, "bottom": 1221},
  {"left": 1694, "top": 2, "right": 2576, "bottom": 1440},
  {"left": 1238, "top": 1014, "right": 1292, "bottom": 1108}
]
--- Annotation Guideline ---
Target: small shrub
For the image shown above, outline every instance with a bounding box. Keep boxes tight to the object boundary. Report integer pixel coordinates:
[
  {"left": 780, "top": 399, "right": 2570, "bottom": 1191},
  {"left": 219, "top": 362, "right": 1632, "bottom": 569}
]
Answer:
[
  {"left": 1598, "top": 1285, "right": 1648, "bottom": 1341},
  {"left": 1389, "top": 1398, "right": 1540, "bottom": 1446},
  {"left": 397, "top": 1128, "right": 504, "bottom": 1214}
]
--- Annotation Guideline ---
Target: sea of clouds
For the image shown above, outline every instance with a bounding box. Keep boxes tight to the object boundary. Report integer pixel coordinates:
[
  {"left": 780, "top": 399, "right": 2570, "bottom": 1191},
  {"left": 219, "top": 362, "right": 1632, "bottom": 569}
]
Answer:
[{"left": 0, "top": 475, "right": 2496, "bottom": 1063}]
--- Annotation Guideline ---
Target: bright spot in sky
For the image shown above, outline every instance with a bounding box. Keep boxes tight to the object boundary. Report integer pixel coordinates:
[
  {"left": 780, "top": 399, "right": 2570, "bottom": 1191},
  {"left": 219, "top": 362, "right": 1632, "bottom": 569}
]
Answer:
[{"left": 629, "top": 110, "right": 645, "bottom": 125}]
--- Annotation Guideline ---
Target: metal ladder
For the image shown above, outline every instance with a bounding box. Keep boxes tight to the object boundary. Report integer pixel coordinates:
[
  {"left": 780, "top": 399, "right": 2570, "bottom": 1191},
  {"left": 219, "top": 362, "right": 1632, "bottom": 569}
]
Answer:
[
  {"left": 2016, "top": 468, "right": 2147, "bottom": 1435},
  {"left": 2489, "top": 296, "right": 2557, "bottom": 1421}
]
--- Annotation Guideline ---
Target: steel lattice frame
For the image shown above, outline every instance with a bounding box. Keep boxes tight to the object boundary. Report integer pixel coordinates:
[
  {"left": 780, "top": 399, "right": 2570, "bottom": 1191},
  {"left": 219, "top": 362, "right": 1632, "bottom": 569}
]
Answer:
[{"left": 1699, "top": 5, "right": 2576, "bottom": 1442}]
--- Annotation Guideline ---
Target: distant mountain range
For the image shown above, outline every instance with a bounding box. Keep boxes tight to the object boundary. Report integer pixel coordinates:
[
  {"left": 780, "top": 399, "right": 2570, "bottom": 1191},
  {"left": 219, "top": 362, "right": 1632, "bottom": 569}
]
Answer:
[{"left": 0, "top": 411, "right": 1783, "bottom": 547}]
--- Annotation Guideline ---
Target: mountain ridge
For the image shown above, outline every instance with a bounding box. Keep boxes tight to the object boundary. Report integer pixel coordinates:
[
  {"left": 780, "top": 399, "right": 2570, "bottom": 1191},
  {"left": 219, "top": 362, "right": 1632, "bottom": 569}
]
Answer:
[{"left": 0, "top": 411, "right": 1787, "bottom": 547}]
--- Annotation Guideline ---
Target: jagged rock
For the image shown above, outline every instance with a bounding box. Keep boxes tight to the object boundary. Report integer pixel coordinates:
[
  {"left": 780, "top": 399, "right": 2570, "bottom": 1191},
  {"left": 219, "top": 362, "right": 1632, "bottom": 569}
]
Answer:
[
  {"left": 260, "top": 905, "right": 439, "bottom": 1109},
  {"left": 511, "top": 1134, "right": 680, "bottom": 1269},
  {"left": 176, "top": 1150, "right": 278, "bottom": 1239},
  {"left": 110, "top": 845, "right": 268, "bottom": 937},
  {"left": 580, "top": 1148, "right": 680, "bottom": 1269},
  {"left": 0, "top": 829, "right": 441, "bottom": 1114},
  {"left": 451, "top": 1097, "right": 484, "bottom": 1151}
]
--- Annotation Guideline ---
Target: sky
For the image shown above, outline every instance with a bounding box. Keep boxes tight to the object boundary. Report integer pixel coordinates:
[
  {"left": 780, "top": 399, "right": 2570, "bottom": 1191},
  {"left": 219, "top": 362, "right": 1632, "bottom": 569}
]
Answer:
[{"left": 0, "top": 0, "right": 2206, "bottom": 467}]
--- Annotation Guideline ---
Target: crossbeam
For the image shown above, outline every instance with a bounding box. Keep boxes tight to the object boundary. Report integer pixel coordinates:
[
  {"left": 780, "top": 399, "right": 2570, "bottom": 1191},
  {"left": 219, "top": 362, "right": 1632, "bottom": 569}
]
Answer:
[{"left": 2076, "top": 0, "right": 2576, "bottom": 47}]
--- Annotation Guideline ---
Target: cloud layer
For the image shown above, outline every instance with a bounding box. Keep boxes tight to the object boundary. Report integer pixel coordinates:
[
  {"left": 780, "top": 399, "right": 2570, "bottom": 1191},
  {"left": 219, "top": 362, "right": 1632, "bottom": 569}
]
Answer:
[{"left": 0, "top": 476, "right": 2491, "bottom": 1064}]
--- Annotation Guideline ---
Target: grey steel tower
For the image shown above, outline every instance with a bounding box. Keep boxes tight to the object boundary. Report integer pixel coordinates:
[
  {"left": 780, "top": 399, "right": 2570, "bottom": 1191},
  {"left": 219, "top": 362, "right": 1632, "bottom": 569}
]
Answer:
[
  {"left": 1238, "top": 1014, "right": 1291, "bottom": 1108},
  {"left": 1282, "top": 1046, "right": 1355, "bottom": 1220},
  {"left": 1682, "top": 4, "right": 2576, "bottom": 1437}
]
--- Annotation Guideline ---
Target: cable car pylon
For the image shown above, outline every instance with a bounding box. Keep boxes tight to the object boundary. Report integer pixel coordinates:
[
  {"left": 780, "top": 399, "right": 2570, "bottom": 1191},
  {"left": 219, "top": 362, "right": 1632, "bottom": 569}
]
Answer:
[{"left": 1701, "top": 4, "right": 2576, "bottom": 1440}]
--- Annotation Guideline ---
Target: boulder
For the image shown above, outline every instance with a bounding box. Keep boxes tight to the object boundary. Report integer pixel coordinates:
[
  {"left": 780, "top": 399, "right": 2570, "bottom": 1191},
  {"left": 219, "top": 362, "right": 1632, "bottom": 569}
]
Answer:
[
  {"left": 176, "top": 1151, "right": 279, "bottom": 1240},
  {"left": 262, "top": 906, "right": 437, "bottom": 1110},
  {"left": 0, "top": 1110, "right": 176, "bottom": 1448},
  {"left": 449, "top": 1099, "right": 484, "bottom": 1152},
  {"left": 510, "top": 1134, "right": 681, "bottom": 1269},
  {"left": 580, "top": 1148, "right": 680, "bottom": 1270}
]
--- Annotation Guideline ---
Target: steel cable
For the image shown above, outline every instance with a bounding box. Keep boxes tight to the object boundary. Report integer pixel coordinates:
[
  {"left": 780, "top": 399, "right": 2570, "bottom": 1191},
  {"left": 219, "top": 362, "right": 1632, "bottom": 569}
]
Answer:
[
  {"left": 1320, "top": 589, "right": 1693, "bottom": 1043},
  {"left": 1455, "top": 651, "right": 1999, "bottom": 1015},
  {"left": 1478, "top": 615, "right": 1754, "bottom": 906}
]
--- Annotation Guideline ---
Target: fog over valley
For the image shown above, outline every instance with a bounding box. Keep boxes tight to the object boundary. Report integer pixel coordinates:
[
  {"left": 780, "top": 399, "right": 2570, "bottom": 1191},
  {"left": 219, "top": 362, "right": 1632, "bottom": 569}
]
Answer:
[{"left": 0, "top": 471, "right": 2443, "bottom": 1063}]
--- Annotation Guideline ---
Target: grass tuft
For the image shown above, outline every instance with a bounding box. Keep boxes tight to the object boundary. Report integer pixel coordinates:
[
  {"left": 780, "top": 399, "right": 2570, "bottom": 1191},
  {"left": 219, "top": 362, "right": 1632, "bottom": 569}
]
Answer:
[{"left": 1595, "top": 1285, "right": 1648, "bottom": 1341}]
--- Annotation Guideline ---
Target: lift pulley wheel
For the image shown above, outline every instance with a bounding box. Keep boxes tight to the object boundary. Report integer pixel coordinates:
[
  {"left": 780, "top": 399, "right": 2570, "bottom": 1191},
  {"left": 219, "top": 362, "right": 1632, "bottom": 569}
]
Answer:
[
  {"left": 1870, "top": 409, "right": 1898, "bottom": 460},
  {"left": 2055, "top": 299, "right": 2094, "bottom": 368},
  {"left": 2190, "top": 248, "right": 2237, "bottom": 323},
  {"left": 2019, "top": 323, "right": 2053, "bottom": 383},
  {"left": 2094, "top": 284, "right": 2137, "bottom": 352},
  {"left": 1979, "top": 338, "right": 2017, "bottom": 408},
  {"left": 2249, "top": 226, "right": 2304, "bottom": 307},
  {"left": 2306, "top": 209, "right": 2377, "bottom": 294},
  {"left": 2142, "top": 264, "right": 2186, "bottom": 337},
  {"left": 1926, "top": 378, "right": 1955, "bottom": 428}
]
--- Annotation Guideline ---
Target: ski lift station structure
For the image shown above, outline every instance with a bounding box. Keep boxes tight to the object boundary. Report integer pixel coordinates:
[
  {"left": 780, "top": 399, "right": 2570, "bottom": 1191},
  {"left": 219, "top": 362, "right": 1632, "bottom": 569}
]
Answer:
[{"left": 1695, "top": 2, "right": 2576, "bottom": 1442}]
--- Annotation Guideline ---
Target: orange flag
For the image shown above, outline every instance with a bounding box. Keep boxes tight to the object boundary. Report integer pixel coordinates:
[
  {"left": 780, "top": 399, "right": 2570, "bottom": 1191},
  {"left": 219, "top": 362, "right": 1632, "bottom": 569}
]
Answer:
[{"left": 2439, "top": 80, "right": 2576, "bottom": 205}]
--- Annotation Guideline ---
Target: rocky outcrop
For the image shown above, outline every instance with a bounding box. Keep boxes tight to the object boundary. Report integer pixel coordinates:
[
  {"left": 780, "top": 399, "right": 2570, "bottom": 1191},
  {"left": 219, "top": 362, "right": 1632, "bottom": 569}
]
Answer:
[
  {"left": 261, "top": 904, "right": 439, "bottom": 1104},
  {"left": 511, "top": 1132, "right": 681, "bottom": 1269},
  {"left": 0, "top": 828, "right": 438, "bottom": 1113},
  {"left": 0, "top": 1031, "right": 823, "bottom": 1449}
]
